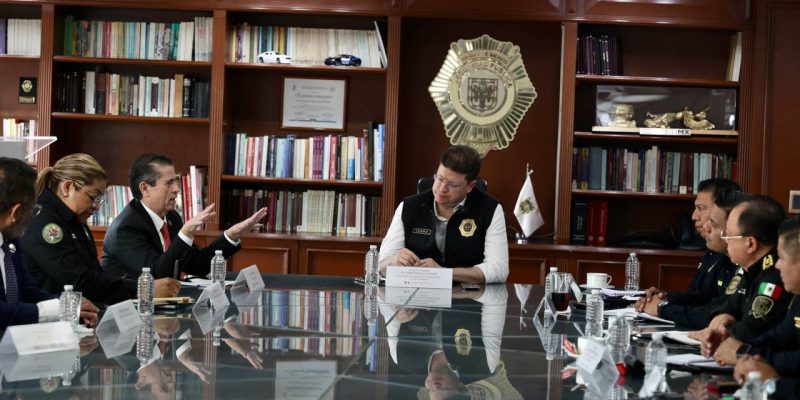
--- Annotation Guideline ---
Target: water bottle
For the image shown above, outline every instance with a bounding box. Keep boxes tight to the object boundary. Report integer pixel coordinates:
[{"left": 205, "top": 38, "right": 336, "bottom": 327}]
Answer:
[
  {"left": 644, "top": 332, "right": 668, "bottom": 374},
  {"left": 59, "top": 285, "right": 78, "bottom": 329},
  {"left": 363, "top": 284, "right": 378, "bottom": 323},
  {"left": 585, "top": 289, "right": 604, "bottom": 324},
  {"left": 137, "top": 268, "right": 154, "bottom": 317},
  {"left": 740, "top": 371, "right": 764, "bottom": 400},
  {"left": 61, "top": 355, "right": 80, "bottom": 386},
  {"left": 544, "top": 267, "right": 558, "bottom": 296},
  {"left": 136, "top": 317, "right": 154, "bottom": 365},
  {"left": 365, "top": 245, "right": 379, "bottom": 287},
  {"left": 211, "top": 250, "right": 226, "bottom": 285},
  {"left": 625, "top": 252, "right": 640, "bottom": 291}
]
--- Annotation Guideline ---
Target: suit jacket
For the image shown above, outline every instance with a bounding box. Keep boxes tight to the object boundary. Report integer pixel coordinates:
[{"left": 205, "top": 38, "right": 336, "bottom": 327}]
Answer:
[
  {"left": 0, "top": 239, "right": 58, "bottom": 330},
  {"left": 101, "top": 199, "right": 240, "bottom": 279}
]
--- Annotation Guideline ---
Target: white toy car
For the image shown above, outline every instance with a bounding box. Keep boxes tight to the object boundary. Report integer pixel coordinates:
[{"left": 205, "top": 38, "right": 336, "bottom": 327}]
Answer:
[{"left": 257, "top": 51, "right": 292, "bottom": 64}]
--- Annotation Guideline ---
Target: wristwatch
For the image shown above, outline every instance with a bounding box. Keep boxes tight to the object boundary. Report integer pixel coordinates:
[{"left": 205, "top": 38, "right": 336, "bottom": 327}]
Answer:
[
  {"left": 763, "top": 378, "right": 777, "bottom": 395},
  {"left": 735, "top": 343, "right": 752, "bottom": 358},
  {"left": 656, "top": 300, "right": 669, "bottom": 313}
]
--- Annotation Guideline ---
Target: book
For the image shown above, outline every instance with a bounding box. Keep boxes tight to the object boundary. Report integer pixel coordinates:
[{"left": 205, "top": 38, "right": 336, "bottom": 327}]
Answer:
[{"left": 571, "top": 200, "right": 588, "bottom": 245}]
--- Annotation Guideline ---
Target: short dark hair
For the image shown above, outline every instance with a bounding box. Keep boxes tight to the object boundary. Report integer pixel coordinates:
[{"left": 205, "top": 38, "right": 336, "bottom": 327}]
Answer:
[
  {"left": 778, "top": 216, "right": 800, "bottom": 260},
  {"left": 717, "top": 189, "right": 751, "bottom": 214},
  {"left": 735, "top": 195, "right": 786, "bottom": 247},
  {"left": 440, "top": 145, "right": 481, "bottom": 182},
  {"left": 698, "top": 178, "right": 741, "bottom": 206},
  {"left": 0, "top": 157, "right": 37, "bottom": 214},
  {"left": 129, "top": 154, "right": 173, "bottom": 200}
]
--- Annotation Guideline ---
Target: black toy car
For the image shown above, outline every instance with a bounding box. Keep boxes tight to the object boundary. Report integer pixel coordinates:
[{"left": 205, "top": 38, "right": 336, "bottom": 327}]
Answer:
[{"left": 324, "top": 54, "right": 362, "bottom": 66}]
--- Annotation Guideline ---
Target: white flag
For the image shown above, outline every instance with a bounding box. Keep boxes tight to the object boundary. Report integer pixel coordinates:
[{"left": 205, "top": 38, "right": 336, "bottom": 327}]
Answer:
[{"left": 514, "top": 173, "right": 544, "bottom": 237}]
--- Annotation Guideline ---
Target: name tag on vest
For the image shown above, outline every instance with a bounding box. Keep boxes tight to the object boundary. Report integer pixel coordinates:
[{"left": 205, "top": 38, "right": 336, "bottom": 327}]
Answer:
[{"left": 412, "top": 228, "right": 432, "bottom": 236}]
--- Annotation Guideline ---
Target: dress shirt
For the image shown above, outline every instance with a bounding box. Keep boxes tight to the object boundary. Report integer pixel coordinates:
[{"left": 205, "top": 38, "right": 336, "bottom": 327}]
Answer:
[
  {"left": 141, "top": 203, "right": 239, "bottom": 247},
  {"left": 0, "top": 234, "right": 60, "bottom": 322},
  {"left": 378, "top": 200, "right": 509, "bottom": 283}
]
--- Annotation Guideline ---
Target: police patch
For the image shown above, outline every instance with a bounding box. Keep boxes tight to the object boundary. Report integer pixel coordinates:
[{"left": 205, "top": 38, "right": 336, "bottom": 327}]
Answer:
[
  {"left": 459, "top": 219, "right": 476, "bottom": 237},
  {"left": 750, "top": 296, "right": 774, "bottom": 319},
  {"left": 412, "top": 228, "right": 432, "bottom": 236},
  {"left": 42, "top": 223, "right": 63, "bottom": 244},
  {"left": 725, "top": 275, "right": 741, "bottom": 295},
  {"left": 454, "top": 328, "right": 472, "bottom": 356}
]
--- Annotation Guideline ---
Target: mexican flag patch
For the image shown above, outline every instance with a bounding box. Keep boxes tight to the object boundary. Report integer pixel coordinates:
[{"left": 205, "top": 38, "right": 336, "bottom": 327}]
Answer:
[{"left": 758, "top": 282, "right": 782, "bottom": 300}]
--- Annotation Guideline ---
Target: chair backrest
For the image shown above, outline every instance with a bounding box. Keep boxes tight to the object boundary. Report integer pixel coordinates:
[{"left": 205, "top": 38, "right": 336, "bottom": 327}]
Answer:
[{"left": 417, "top": 177, "right": 488, "bottom": 194}]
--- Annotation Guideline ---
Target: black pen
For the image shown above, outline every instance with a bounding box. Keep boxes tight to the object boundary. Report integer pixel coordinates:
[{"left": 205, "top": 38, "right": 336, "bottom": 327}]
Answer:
[{"left": 173, "top": 260, "right": 180, "bottom": 280}]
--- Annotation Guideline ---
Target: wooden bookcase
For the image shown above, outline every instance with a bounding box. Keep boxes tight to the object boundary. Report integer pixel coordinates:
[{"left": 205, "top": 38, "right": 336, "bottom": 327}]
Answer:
[{"left": 5, "top": 0, "right": 761, "bottom": 287}]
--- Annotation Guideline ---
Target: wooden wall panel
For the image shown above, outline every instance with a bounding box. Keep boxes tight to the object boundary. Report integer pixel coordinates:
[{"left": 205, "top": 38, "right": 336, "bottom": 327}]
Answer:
[
  {"left": 581, "top": 0, "right": 747, "bottom": 26},
  {"left": 395, "top": 19, "right": 563, "bottom": 236},
  {"left": 194, "top": 234, "right": 296, "bottom": 273},
  {"left": 759, "top": 2, "right": 800, "bottom": 210},
  {"left": 300, "top": 245, "right": 374, "bottom": 276},
  {"left": 402, "top": 0, "right": 563, "bottom": 20},
  {"left": 507, "top": 255, "right": 547, "bottom": 285}
]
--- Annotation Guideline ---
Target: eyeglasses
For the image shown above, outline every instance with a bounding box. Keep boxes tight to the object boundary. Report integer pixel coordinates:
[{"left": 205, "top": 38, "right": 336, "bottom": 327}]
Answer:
[
  {"left": 84, "top": 191, "right": 105, "bottom": 206},
  {"left": 720, "top": 230, "right": 745, "bottom": 242},
  {"left": 432, "top": 173, "right": 467, "bottom": 190}
]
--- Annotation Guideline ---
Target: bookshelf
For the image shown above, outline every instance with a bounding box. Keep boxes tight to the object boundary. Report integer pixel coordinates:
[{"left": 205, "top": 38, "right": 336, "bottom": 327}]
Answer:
[{"left": 2, "top": 0, "right": 768, "bottom": 285}]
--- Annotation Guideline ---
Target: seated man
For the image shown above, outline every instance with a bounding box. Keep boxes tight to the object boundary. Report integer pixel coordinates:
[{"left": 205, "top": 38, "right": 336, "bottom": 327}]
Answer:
[
  {"left": 102, "top": 154, "right": 267, "bottom": 279},
  {"left": 0, "top": 157, "right": 98, "bottom": 330},
  {"left": 378, "top": 145, "right": 508, "bottom": 284},
  {"left": 709, "top": 216, "right": 800, "bottom": 399},
  {"left": 637, "top": 182, "right": 741, "bottom": 328},
  {"left": 691, "top": 195, "right": 791, "bottom": 342}
]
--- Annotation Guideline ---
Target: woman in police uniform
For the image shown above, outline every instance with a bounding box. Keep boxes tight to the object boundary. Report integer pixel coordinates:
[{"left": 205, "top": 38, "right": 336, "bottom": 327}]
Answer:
[{"left": 20, "top": 153, "right": 179, "bottom": 305}]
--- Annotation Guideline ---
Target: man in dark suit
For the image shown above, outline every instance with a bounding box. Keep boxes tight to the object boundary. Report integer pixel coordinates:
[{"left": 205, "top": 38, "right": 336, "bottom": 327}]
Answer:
[
  {"left": 102, "top": 154, "right": 266, "bottom": 279},
  {"left": 0, "top": 157, "right": 98, "bottom": 330}
]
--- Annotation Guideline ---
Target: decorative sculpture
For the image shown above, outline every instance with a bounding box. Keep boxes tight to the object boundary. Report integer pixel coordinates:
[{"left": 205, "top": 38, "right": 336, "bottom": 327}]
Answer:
[
  {"left": 682, "top": 106, "right": 716, "bottom": 130},
  {"left": 608, "top": 104, "right": 636, "bottom": 128},
  {"left": 643, "top": 110, "right": 684, "bottom": 128}
]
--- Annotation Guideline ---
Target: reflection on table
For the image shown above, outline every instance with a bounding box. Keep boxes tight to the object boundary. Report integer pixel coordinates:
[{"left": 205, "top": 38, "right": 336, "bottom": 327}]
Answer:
[{"left": 0, "top": 276, "right": 737, "bottom": 399}]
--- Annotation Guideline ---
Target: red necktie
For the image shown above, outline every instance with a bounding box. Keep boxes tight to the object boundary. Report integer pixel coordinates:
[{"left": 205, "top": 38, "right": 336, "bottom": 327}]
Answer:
[{"left": 160, "top": 224, "right": 171, "bottom": 252}]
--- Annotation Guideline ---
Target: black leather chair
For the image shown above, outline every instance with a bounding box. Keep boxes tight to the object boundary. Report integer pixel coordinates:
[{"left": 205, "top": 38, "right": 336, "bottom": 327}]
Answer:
[{"left": 417, "top": 176, "right": 488, "bottom": 194}]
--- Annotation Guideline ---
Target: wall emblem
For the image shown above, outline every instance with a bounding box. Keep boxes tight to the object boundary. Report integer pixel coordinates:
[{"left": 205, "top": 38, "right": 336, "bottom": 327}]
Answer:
[{"left": 429, "top": 35, "right": 537, "bottom": 157}]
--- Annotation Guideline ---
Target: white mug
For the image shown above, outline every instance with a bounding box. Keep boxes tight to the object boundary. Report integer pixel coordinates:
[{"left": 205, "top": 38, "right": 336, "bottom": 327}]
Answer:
[{"left": 586, "top": 272, "right": 612, "bottom": 288}]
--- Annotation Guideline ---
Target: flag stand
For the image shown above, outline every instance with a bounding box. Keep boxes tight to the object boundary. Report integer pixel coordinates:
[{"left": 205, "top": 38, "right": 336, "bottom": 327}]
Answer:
[{"left": 515, "top": 163, "right": 533, "bottom": 244}]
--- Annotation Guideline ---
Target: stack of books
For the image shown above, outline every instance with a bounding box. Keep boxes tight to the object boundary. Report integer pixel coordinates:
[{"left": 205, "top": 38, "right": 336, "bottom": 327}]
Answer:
[
  {"left": 577, "top": 33, "right": 620, "bottom": 76},
  {"left": 0, "top": 19, "right": 41, "bottom": 56}
]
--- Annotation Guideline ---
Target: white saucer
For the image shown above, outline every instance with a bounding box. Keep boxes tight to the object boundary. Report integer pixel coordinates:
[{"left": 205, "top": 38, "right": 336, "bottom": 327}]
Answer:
[{"left": 579, "top": 284, "right": 615, "bottom": 290}]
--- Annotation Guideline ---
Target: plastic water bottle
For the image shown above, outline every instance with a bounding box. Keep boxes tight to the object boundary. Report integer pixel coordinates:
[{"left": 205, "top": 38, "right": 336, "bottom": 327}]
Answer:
[
  {"left": 365, "top": 245, "right": 379, "bottom": 287},
  {"left": 137, "top": 268, "right": 154, "bottom": 317},
  {"left": 210, "top": 250, "right": 226, "bottom": 285},
  {"left": 585, "top": 289, "right": 604, "bottom": 324},
  {"left": 136, "top": 316, "right": 154, "bottom": 364},
  {"left": 644, "top": 332, "right": 668, "bottom": 374},
  {"left": 363, "top": 284, "right": 378, "bottom": 323},
  {"left": 625, "top": 252, "right": 640, "bottom": 291},
  {"left": 740, "top": 371, "right": 764, "bottom": 400},
  {"left": 544, "top": 267, "right": 558, "bottom": 296},
  {"left": 59, "top": 285, "right": 78, "bottom": 329}
]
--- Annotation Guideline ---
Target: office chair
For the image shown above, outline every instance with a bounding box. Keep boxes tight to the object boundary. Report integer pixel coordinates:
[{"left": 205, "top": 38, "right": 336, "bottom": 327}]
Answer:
[{"left": 417, "top": 176, "right": 488, "bottom": 194}]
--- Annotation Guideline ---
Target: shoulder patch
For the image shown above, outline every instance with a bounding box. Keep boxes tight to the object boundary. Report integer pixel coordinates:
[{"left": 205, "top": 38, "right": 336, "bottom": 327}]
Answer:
[
  {"left": 757, "top": 282, "right": 783, "bottom": 300},
  {"left": 750, "top": 296, "right": 774, "bottom": 319},
  {"left": 42, "top": 223, "right": 63, "bottom": 244}
]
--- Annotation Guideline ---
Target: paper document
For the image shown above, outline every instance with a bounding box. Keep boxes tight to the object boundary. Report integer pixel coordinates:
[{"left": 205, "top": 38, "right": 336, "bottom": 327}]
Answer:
[
  {"left": 604, "top": 307, "right": 675, "bottom": 325},
  {"left": 665, "top": 353, "right": 733, "bottom": 371},
  {"left": 181, "top": 278, "right": 235, "bottom": 288},
  {"left": 601, "top": 288, "right": 646, "bottom": 297},
  {"left": 661, "top": 331, "right": 701, "bottom": 346}
]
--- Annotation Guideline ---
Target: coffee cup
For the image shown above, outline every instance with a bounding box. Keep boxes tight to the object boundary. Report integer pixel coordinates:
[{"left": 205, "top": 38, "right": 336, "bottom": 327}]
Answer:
[{"left": 586, "top": 272, "right": 612, "bottom": 288}]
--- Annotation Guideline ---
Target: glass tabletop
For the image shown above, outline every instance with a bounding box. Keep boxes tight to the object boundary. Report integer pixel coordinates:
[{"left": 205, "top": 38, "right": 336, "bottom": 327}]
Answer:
[{"left": 0, "top": 280, "right": 732, "bottom": 399}]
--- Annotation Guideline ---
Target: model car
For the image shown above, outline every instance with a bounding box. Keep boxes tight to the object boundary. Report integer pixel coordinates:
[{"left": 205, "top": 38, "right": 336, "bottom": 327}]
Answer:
[
  {"left": 257, "top": 51, "right": 292, "bottom": 64},
  {"left": 324, "top": 54, "right": 362, "bottom": 66}
]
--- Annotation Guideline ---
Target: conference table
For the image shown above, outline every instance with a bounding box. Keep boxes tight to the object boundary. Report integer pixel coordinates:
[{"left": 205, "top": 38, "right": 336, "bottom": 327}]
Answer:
[{"left": 0, "top": 274, "right": 731, "bottom": 399}]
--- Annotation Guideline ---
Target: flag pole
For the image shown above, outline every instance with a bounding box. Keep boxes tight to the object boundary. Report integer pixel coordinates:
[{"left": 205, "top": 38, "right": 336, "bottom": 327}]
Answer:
[{"left": 517, "top": 163, "right": 531, "bottom": 244}]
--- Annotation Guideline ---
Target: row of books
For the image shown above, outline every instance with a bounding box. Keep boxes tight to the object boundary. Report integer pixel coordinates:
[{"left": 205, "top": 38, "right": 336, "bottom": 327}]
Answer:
[
  {"left": 225, "top": 125, "right": 386, "bottom": 181},
  {"left": 0, "top": 19, "right": 40, "bottom": 56},
  {"left": 53, "top": 71, "right": 209, "bottom": 118},
  {"left": 576, "top": 34, "right": 621, "bottom": 76},
  {"left": 62, "top": 17, "right": 212, "bottom": 61},
  {"left": 228, "top": 23, "right": 385, "bottom": 67},
  {"left": 237, "top": 289, "right": 363, "bottom": 356},
  {"left": 572, "top": 146, "right": 736, "bottom": 195},
  {"left": 570, "top": 200, "right": 608, "bottom": 246},
  {"left": 88, "top": 167, "right": 206, "bottom": 226},
  {"left": 1, "top": 118, "right": 35, "bottom": 137},
  {"left": 222, "top": 189, "right": 381, "bottom": 236}
]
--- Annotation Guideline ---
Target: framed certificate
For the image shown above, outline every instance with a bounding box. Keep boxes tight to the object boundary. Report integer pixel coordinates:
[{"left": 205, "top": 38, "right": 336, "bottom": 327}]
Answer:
[{"left": 281, "top": 77, "right": 347, "bottom": 131}]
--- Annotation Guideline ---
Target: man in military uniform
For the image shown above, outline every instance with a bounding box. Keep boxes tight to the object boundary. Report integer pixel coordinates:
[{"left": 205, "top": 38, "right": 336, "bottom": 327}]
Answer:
[
  {"left": 378, "top": 145, "right": 508, "bottom": 284},
  {"left": 691, "top": 195, "right": 791, "bottom": 343},
  {"left": 709, "top": 216, "right": 800, "bottom": 399},
  {"left": 635, "top": 179, "right": 740, "bottom": 328}
]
